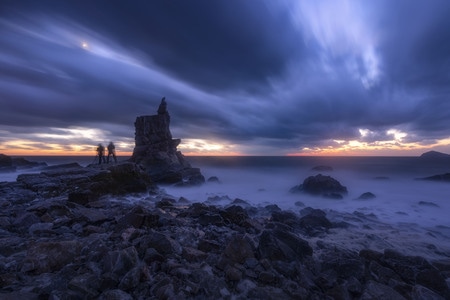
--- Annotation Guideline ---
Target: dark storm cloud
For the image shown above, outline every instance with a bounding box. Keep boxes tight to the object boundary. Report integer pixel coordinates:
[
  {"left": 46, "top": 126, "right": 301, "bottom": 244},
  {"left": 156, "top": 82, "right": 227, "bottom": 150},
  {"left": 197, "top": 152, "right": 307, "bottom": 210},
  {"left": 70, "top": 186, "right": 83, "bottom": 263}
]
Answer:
[
  {"left": 1, "top": 0, "right": 450, "bottom": 154},
  {"left": 3, "top": 0, "right": 300, "bottom": 91}
]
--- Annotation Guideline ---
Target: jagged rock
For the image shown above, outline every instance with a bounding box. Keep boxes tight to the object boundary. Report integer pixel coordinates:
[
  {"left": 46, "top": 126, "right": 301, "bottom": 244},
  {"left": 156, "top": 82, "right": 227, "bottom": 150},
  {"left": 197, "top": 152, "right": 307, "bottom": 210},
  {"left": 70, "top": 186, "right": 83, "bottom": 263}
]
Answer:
[
  {"left": 2, "top": 167, "right": 450, "bottom": 299},
  {"left": 290, "top": 174, "right": 348, "bottom": 198},
  {"left": 99, "top": 289, "right": 133, "bottom": 300},
  {"left": 258, "top": 229, "right": 312, "bottom": 261},
  {"left": 130, "top": 98, "right": 205, "bottom": 186},
  {"left": 222, "top": 234, "right": 255, "bottom": 264},
  {"left": 361, "top": 280, "right": 407, "bottom": 299},
  {"left": 22, "top": 241, "right": 82, "bottom": 274}
]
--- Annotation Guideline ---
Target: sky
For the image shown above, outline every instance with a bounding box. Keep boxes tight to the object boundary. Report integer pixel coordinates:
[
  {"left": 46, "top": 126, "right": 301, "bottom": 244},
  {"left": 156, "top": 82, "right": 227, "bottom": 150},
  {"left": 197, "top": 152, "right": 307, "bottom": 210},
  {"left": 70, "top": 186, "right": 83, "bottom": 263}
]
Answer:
[{"left": 1, "top": 0, "right": 450, "bottom": 156}]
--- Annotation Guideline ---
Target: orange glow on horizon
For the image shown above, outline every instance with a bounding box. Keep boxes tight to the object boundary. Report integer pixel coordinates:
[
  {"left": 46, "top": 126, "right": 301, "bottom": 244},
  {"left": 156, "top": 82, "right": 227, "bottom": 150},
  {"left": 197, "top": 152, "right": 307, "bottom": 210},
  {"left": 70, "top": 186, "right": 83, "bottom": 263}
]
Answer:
[{"left": 0, "top": 149, "right": 133, "bottom": 157}]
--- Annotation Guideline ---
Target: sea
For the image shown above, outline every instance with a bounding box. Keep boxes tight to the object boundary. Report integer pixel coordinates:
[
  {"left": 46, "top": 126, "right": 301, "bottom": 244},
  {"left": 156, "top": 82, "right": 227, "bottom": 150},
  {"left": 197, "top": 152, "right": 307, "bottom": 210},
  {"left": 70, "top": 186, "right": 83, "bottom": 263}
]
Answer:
[{"left": 2, "top": 155, "right": 450, "bottom": 230}]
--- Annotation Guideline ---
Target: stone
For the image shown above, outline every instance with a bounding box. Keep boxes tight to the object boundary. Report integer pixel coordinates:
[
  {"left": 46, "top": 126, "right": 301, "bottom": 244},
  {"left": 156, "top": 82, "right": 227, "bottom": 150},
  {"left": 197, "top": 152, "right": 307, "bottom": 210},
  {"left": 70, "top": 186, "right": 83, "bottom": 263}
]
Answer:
[
  {"left": 221, "top": 205, "right": 251, "bottom": 227},
  {"left": 207, "top": 176, "right": 220, "bottom": 183},
  {"left": 22, "top": 241, "right": 82, "bottom": 274},
  {"left": 361, "top": 280, "right": 407, "bottom": 299},
  {"left": 223, "top": 234, "right": 255, "bottom": 264},
  {"left": 290, "top": 174, "right": 348, "bottom": 198},
  {"left": 102, "top": 246, "right": 139, "bottom": 277},
  {"left": 99, "top": 289, "right": 134, "bottom": 300},
  {"left": 411, "top": 285, "right": 446, "bottom": 300},
  {"left": 117, "top": 206, "right": 160, "bottom": 229},
  {"left": 357, "top": 192, "right": 376, "bottom": 200},
  {"left": 118, "top": 266, "right": 142, "bottom": 290},
  {"left": 130, "top": 98, "right": 205, "bottom": 185},
  {"left": 136, "top": 230, "right": 182, "bottom": 256},
  {"left": 258, "top": 229, "right": 312, "bottom": 261}
]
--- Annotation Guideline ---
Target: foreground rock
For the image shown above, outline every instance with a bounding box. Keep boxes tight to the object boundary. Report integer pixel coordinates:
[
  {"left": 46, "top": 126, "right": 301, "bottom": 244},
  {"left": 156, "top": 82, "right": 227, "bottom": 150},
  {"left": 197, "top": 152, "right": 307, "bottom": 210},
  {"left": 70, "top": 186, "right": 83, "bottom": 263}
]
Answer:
[
  {"left": 290, "top": 174, "right": 348, "bottom": 199},
  {"left": 0, "top": 190, "right": 449, "bottom": 299},
  {"left": 130, "top": 98, "right": 205, "bottom": 186},
  {"left": 10, "top": 162, "right": 155, "bottom": 200}
]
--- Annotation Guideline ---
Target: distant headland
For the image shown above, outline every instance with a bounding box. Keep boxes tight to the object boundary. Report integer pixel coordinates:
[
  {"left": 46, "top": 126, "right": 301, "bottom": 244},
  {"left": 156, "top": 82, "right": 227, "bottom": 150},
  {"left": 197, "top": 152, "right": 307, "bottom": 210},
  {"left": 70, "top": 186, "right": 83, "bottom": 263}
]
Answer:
[{"left": 419, "top": 150, "right": 450, "bottom": 158}]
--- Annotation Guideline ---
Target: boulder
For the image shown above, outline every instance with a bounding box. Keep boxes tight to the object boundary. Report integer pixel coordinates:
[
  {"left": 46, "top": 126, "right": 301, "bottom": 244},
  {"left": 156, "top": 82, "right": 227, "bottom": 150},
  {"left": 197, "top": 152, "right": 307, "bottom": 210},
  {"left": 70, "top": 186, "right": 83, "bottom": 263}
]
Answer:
[
  {"left": 130, "top": 98, "right": 205, "bottom": 186},
  {"left": 357, "top": 192, "right": 376, "bottom": 200},
  {"left": 290, "top": 174, "right": 348, "bottom": 198},
  {"left": 258, "top": 229, "right": 312, "bottom": 261},
  {"left": 22, "top": 241, "right": 82, "bottom": 274}
]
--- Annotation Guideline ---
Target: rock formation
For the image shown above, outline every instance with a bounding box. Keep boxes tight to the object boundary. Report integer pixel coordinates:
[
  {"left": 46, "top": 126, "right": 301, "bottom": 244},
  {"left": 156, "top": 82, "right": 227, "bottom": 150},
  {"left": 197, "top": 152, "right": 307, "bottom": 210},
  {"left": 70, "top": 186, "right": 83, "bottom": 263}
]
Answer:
[
  {"left": 290, "top": 174, "right": 348, "bottom": 199},
  {"left": 130, "top": 98, "right": 204, "bottom": 185}
]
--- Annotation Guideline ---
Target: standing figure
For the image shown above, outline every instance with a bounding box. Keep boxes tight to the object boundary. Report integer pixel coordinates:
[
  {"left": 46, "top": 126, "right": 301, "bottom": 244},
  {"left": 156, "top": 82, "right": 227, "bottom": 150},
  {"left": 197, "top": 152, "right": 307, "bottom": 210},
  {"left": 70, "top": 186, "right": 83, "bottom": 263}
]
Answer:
[
  {"left": 107, "top": 142, "right": 117, "bottom": 163},
  {"left": 96, "top": 143, "right": 105, "bottom": 164}
]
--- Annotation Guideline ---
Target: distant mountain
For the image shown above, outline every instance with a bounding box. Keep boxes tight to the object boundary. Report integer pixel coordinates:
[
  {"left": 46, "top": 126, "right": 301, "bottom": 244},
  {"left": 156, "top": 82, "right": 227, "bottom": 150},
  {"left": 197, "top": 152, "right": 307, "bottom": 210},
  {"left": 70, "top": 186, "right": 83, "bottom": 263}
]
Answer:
[{"left": 420, "top": 151, "right": 450, "bottom": 158}]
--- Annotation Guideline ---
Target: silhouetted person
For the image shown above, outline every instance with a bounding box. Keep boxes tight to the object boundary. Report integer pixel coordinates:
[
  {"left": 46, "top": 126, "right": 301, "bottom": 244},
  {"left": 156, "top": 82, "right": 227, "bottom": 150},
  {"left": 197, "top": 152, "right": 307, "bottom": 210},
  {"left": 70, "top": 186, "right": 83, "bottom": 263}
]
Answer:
[
  {"left": 107, "top": 142, "right": 117, "bottom": 163},
  {"left": 96, "top": 143, "right": 105, "bottom": 164}
]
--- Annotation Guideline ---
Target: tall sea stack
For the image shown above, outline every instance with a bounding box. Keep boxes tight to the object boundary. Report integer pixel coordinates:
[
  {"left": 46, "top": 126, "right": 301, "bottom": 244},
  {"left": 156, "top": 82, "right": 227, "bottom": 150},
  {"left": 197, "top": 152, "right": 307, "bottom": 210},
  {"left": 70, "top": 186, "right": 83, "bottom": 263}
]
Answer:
[{"left": 131, "top": 97, "right": 205, "bottom": 185}]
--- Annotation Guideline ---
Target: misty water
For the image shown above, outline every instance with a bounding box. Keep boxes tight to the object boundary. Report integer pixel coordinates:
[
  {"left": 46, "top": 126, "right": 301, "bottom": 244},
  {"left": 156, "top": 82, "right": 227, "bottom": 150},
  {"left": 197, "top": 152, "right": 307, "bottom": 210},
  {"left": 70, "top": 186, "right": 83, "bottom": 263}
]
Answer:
[
  {"left": 159, "top": 156, "right": 450, "bottom": 228},
  {"left": 2, "top": 155, "right": 450, "bottom": 257}
]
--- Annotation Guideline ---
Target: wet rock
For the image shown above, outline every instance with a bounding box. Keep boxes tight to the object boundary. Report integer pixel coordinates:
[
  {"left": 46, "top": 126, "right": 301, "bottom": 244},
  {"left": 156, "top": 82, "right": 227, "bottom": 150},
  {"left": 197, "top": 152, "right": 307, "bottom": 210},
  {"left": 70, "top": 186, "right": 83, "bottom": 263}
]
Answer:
[
  {"left": 136, "top": 230, "right": 182, "bottom": 256},
  {"left": 418, "top": 201, "right": 439, "bottom": 207},
  {"left": 102, "top": 246, "right": 139, "bottom": 277},
  {"left": 361, "top": 280, "right": 407, "bottom": 299},
  {"left": 221, "top": 205, "right": 252, "bottom": 227},
  {"left": 411, "top": 285, "right": 447, "bottom": 300},
  {"left": 117, "top": 206, "right": 160, "bottom": 229},
  {"left": 290, "top": 174, "right": 348, "bottom": 198},
  {"left": 222, "top": 234, "right": 255, "bottom": 264},
  {"left": 99, "top": 289, "right": 134, "bottom": 300},
  {"left": 198, "top": 213, "right": 224, "bottom": 226},
  {"left": 22, "top": 241, "right": 82, "bottom": 274},
  {"left": 357, "top": 192, "right": 376, "bottom": 200},
  {"left": 207, "top": 176, "right": 220, "bottom": 183},
  {"left": 258, "top": 229, "right": 312, "bottom": 261}
]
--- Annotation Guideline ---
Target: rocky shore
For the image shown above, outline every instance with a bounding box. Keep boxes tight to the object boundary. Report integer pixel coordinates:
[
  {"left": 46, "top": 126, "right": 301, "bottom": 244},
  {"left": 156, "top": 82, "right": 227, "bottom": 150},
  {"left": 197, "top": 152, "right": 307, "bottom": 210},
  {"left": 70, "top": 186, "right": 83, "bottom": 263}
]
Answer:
[{"left": 1, "top": 162, "right": 450, "bottom": 299}]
